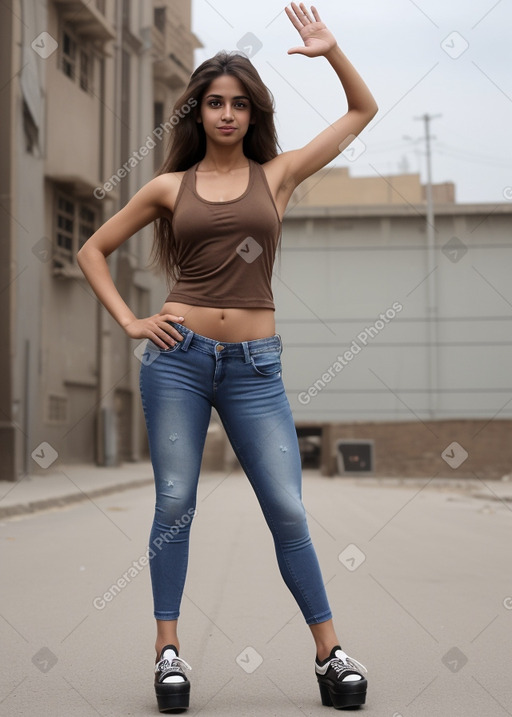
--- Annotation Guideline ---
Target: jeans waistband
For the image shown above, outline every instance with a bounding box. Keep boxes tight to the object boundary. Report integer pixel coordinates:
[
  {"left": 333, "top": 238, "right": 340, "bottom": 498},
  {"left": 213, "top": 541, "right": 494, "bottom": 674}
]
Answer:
[{"left": 166, "top": 321, "right": 282, "bottom": 360}]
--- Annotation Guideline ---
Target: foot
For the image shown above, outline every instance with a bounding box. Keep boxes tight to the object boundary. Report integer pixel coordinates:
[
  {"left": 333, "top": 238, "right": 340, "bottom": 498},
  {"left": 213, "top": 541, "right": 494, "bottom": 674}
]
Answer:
[
  {"left": 154, "top": 644, "right": 191, "bottom": 713},
  {"left": 315, "top": 645, "right": 367, "bottom": 709}
]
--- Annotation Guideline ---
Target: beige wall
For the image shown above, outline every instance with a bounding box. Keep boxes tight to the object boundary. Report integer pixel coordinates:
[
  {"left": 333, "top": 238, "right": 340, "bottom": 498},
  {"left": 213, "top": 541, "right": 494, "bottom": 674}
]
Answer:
[{"left": 291, "top": 166, "right": 455, "bottom": 207}]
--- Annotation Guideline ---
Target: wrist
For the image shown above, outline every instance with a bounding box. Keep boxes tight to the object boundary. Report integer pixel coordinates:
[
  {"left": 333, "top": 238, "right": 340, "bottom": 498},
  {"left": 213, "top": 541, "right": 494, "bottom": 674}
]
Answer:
[
  {"left": 120, "top": 314, "right": 137, "bottom": 329},
  {"left": 324, "top": 43, "right": 342, "bottom": 62}
]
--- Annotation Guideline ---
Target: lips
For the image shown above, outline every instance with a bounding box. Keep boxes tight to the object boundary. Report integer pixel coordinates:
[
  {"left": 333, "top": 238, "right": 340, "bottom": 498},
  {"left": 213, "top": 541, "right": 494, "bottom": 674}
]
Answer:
[{"left": 218, "top": 127, "right": 236, "bottom": 133}]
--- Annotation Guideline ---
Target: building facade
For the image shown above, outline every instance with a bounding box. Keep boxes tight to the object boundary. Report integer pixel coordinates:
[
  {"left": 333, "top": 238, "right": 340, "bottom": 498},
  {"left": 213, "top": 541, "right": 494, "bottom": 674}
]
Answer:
[
  {"left": 276, "top": 202, "right": 512, "bottom": 423},
  {"left": 0, "top": 0, "right": 201, "bottom": 480},
  {"left": 274, "top": 201, "right": 512, "bottom": 479}
]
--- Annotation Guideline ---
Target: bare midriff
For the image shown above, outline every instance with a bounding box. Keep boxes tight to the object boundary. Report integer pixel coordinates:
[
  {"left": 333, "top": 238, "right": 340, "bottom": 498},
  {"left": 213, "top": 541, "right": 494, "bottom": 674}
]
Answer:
[{"left": 160, "top": 301, "right": 276, "bottom": 342}]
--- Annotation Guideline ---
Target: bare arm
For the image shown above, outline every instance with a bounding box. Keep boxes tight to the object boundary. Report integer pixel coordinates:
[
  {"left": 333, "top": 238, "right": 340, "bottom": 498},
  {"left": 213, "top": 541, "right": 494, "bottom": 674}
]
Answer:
[
  {"left": 279, "top": 3, "right": 378, "bottom": 187},
  {"left": 76, "top": 174, "right": 184, "bottom": 349}
]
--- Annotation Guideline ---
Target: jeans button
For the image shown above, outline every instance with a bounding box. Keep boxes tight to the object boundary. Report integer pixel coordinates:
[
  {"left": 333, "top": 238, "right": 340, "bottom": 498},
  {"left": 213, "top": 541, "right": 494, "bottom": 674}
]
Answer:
[{"left": 216, "top": 345, "right": 224, "bottom": 352}]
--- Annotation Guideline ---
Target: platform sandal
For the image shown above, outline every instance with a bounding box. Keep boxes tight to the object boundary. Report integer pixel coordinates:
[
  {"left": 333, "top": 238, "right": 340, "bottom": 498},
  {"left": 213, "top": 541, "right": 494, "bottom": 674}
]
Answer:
[
  {"left": 154, "top": 644, "right": 191, "bottom": 713},
  {"left": 315, "top": 645, "right": 367, "bottom": 709}
]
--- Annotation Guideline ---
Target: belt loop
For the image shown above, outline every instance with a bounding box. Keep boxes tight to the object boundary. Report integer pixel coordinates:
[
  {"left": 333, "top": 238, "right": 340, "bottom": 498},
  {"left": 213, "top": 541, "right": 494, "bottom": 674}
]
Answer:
[
  {"left": 276, "top": 333, "right": 283, "bottom": 355},
  {"left": 242, "top": 341, "right": 251, "bottom": 363},
  {"left": 179, "top": 328, "right": 194, "bottom": 352}
]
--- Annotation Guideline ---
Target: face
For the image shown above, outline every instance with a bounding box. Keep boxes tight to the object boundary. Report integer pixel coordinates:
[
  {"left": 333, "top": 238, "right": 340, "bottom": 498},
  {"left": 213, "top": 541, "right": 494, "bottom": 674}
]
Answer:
[{"left": 197, "top": 74, "right": 254, "bottom": 144}]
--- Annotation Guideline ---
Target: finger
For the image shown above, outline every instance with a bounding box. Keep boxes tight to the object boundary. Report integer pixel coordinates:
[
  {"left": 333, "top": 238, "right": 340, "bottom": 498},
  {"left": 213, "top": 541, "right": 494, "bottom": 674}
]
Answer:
[
  {"left": 299, "top": 2, "right": 313, "bottom": 22},
  {"left": 291, "top": 1, "right": 310, "bottom": 24},
  {"left": 163, "top": 314, "right": 185, "bottom": 322},
  {"left": 311, "top": 5, "right": 321, "bottom": 22},
  {"left": 149, "top": 330, "right": 173, "bottom": 349},
  {"left": 287, "top": 47, "right": 314, "bottom": 56},
  {"left": 161, "top": 324, "right": 184, "bottom": 341},
  {"left": 154, "top": 327, "right": 181, "bottom": 346},
  {"left": 285, "top": 5, "right": 304, "bottom": 32}
]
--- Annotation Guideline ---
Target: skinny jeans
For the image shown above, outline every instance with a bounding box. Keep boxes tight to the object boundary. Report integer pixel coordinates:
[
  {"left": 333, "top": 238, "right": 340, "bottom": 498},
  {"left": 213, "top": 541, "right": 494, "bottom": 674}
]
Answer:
[{"left": 139, "top": 321, "right": 332, "bottom": 625}]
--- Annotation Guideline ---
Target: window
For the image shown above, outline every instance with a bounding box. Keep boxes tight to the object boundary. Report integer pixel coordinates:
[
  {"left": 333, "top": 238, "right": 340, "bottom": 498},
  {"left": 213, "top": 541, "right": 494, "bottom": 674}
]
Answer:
[
  {"left": 79, "top": 50, "right": 90, "bottom": 92},
  {"left": 79, "top": 206, "right": 96, "bottom": 251},
  {"left": 46, "top": 394, "right": 69, "bottom": 424},
  {"left": 62, "top": 29, "right": 76, "bottom": 79},
  {"left": 122, "top": 0, "right": 130, "bottom": 28},
  {"left": 55, "top": 191, "right": 98, "bottom": 265},
  {"left": 154, "top": 7, "right": 166, "bottom": 33},
  {"left": 56, "top": 195, "right": 75, "bottom": 254},
  {"left": 60, "top": 25, "right": 93, "bottom": 93},
  {"left": 23, "top": 99, "right": 38, "bottom": 153}
]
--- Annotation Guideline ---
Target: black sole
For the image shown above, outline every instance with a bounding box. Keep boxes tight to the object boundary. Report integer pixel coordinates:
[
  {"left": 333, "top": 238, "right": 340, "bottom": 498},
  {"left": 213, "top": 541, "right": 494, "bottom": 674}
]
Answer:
[
  {"left": 155, "top": 683, "right": 190, "bottom": 713},
  {"left": 318, "top": 677, "right": 367, "bottom": 709}
]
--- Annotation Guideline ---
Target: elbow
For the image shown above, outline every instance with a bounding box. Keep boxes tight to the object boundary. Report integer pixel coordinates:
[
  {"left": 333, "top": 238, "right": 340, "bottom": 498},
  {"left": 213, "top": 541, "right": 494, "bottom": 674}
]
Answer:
[
  {"left": 363, "top": 100, "right": 378, "bottom": 120},
  {"left": 76, "top": 246, "right": 87, "bottom": 268},
  {"left": 360, "top": 102, "right": 378, "bottom": 128},
  {"left": 76, "top": 242, "right": 98, "bottom": 270}
]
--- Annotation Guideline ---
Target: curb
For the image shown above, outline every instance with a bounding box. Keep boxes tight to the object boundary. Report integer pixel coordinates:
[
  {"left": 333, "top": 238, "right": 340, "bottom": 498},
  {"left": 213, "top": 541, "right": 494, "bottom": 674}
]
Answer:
[
  {"left": 470, "top": 492, "right": 512, "bottom": 504},
  {"left": 2, "top": 477, "right": 512, "bottom": 520},
  {"left": 0, "top": 477, "right": 154, "bottom": 520}
]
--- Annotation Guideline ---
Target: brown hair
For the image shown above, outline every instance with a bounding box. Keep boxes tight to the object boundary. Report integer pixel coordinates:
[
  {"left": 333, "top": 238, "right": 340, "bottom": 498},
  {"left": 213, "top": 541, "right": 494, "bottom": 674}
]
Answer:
[{"left": 148, "top": 51, "right": 282, "bottom": 287}]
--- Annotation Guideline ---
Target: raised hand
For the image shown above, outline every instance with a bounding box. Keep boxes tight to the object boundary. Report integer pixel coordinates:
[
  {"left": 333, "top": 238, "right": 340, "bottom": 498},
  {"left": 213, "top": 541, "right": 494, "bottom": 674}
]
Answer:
[{"left": 285, "top": 3, "right": 337, "bottom": 58}]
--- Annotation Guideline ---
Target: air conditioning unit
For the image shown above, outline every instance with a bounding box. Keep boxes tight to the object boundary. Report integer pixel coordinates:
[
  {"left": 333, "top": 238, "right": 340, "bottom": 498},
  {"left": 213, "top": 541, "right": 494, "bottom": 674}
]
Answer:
[{"left": 336, "top": 439, "right": 374, "bottom": 474}]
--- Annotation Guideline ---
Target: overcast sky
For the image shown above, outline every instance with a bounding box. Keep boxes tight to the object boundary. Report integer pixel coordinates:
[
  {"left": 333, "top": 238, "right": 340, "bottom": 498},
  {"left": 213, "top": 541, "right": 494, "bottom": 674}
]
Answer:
[{"left": 191, "top": 0, "right": 512, "bottom": 205}]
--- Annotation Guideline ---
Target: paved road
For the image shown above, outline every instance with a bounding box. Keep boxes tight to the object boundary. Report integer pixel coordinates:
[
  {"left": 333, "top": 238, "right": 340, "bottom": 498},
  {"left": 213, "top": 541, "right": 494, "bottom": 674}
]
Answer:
[{"left": 1, "top": 471, "right": 511, "bottom": 716}]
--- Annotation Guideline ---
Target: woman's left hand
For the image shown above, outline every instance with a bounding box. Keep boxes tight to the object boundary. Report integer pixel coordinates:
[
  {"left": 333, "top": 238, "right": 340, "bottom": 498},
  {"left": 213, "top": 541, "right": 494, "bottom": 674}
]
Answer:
[{"left": 285, "top": 3, "right": 337, "bottom": 58}]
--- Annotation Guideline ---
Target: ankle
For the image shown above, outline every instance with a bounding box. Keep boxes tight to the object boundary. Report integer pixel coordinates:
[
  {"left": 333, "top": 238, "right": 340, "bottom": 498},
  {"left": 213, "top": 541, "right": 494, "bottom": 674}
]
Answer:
[
  {"left": 316, "top": 644, "right": 339, "bottom": 662},
  {"left": 155, "top": 642, "right": 180, "bottom": 660}
]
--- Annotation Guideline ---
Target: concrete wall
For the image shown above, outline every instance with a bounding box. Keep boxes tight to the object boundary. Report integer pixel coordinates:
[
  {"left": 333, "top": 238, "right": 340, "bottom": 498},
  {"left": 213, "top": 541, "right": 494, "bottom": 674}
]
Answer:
[{"left": 275, "top": 204, "right": 512, "bottom": 426}]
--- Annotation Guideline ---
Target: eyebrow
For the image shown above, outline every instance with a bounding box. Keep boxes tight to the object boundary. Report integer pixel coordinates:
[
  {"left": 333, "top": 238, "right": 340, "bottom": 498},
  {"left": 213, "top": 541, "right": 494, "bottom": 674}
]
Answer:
[{"left": 205, "top": 94, "right": 250, "bottom": 101}]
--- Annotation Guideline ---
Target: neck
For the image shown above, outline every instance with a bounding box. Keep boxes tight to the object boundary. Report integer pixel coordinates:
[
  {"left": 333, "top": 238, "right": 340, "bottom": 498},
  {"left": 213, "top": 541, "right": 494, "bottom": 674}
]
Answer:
[{"left": 198, "top": 145, "right": 249, "bottom": 173}]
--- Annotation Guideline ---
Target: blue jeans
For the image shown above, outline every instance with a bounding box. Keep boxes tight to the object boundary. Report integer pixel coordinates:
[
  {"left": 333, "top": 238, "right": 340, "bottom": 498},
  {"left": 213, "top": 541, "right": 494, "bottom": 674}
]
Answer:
[{"left": 139, "top": 321, "right": 332, "bottom": 625}]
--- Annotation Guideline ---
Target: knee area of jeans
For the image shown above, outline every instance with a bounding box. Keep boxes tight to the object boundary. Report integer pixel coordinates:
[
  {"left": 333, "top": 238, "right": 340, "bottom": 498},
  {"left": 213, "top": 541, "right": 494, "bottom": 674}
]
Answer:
[
  {"left": 271, "top": 500, "right": 307, "bottom": 527},
  {"left": 152, "top": 508, "right": 196, "bottom": 537},
  {"left": 155, "top": 475, "right": 195, "bottom": 504}
]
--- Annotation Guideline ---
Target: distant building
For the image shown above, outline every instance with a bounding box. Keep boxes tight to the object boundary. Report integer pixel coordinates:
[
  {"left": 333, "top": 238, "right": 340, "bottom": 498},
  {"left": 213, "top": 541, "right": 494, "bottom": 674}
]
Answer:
[
  {"left": 275, "top": 198, "right": 512, "bottom": 479},
  {"left": 0, "top": 0, "right": 201, "bottom": 480},
  {"left": 290, "top": 165, "right": 455, "bottom": 207}
]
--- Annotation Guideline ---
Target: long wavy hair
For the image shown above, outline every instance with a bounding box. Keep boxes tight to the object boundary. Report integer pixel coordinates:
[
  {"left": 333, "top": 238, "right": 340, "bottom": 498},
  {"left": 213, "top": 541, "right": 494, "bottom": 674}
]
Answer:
[{"left": 148, "top": 50, "right": 282, "bottom": 287}]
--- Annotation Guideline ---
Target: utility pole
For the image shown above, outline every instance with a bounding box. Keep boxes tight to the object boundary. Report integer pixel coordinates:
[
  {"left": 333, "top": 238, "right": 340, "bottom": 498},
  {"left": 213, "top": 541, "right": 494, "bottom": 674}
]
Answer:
[{"left": 414, "top": 113, "right": 441, "bottom": 420}]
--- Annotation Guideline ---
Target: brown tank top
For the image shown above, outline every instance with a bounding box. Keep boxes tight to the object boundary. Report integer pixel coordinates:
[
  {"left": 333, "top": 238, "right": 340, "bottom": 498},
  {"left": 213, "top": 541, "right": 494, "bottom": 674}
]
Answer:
[{"left": 164, "top": 158, "right": 282, "bottom": 310}]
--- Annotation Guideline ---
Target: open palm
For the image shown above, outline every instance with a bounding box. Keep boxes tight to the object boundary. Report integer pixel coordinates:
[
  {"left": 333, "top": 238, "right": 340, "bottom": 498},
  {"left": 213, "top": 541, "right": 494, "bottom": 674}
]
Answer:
[{"left": 285, "top": 3, "right": 337, "bottom": 57}]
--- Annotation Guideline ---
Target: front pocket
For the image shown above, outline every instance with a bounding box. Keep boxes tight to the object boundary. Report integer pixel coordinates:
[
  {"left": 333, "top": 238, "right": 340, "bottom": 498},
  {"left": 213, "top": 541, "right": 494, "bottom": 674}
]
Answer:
[
  {"left": 250, "top": 350, "right": 282, "bottom": 377},
  {"left": 146, "top": 338, "right": 182, "bottom": 354}
]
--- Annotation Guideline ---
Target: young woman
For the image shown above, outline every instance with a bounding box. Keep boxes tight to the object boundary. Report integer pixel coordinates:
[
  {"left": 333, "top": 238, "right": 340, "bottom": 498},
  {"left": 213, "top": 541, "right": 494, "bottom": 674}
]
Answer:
[{"left": 78, "top": 3, "right": 377, "bottom": 712}]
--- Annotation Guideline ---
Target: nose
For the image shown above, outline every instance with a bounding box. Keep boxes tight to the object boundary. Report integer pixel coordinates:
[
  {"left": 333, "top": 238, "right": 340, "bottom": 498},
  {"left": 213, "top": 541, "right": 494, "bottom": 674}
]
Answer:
[{"left": 221, "top": 103, "right": 234, "bottom": 121}]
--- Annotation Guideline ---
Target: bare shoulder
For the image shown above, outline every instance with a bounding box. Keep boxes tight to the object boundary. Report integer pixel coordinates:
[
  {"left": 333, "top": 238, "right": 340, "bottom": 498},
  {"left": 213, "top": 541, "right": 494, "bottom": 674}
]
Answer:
[{"left": 145, "top": 171, "right": 186, "bottom": 218}]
